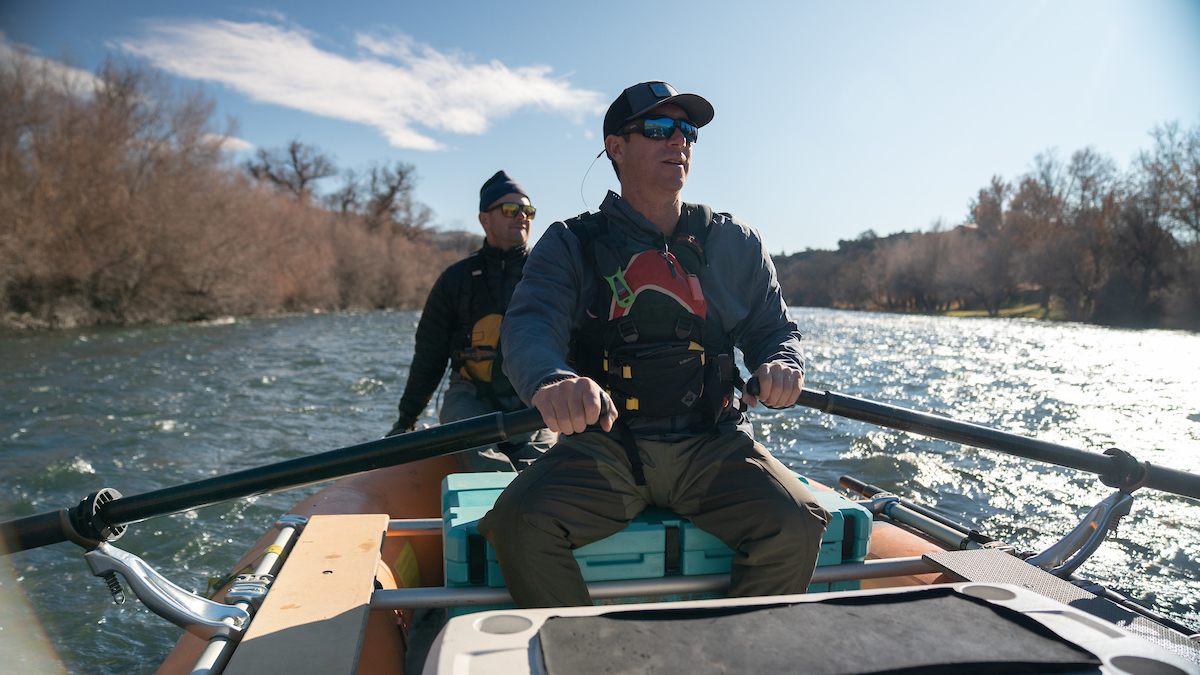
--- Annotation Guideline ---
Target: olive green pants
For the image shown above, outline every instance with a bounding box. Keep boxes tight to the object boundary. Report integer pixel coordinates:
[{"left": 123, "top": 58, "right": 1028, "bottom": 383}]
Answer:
[
  {"left": 440, "top": 376, "right": 555, "bottom": 472},
  {"left": 477, "top": 431, "right": 830, "bottom": 608}
]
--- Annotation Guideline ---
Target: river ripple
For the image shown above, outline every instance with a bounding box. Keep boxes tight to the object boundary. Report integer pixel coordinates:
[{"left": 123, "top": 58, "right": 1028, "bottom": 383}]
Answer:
[{"left": 1, "top": 308, "right": 1198, "bottom": 673}]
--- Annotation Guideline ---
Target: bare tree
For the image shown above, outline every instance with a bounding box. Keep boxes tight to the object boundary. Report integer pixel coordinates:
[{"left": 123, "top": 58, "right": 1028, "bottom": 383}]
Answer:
[
  {"left": 324, "top": 169, "right": 361, "bottom": 215},
  {"left": 1006, "top": 152, "right": 1068, "bottom": 311},
  {"left": 1034, "top": 147, "right": 1122, "bottom": 320},
  {"left": 828, "top": 231, "right": 880, "bottom": 309},
  {"left": 1181, "top": 124, "right": 1200, "bottom": 241},
  {"left": 968, "top": 176, "right": 1009, "bottom": 236},
  {"left": 884, "top": 232, "right": 945, "bottom": 312},
  {"left": 1140, "top": 122, "right": 1200, "bottom": 243},
  {"left": 362, "top": 161, "right": 418, "bottom": 233},
  {"left": 321, "top": 161, "right": 431, "bottom": 238},
  {"left": 245, "top": 139, "right": 337, "bottom": 203}
]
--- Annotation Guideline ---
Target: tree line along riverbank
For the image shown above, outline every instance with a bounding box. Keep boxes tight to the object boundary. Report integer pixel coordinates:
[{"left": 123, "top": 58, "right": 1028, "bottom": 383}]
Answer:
[
  {"left": 4, "top": 54, "right": 1198, "bottom": 331},
  {"left": 773, "top": 126, "right": 1200, "bottom": 330},
  {"left": 1, "top": 55, "right": 478, "bottom": 330}
]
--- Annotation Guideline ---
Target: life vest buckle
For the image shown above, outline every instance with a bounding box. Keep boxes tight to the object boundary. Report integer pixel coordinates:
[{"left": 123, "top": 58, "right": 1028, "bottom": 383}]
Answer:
[
  {"left": 452, "top": 347, "right": 497, "bottom": 362},
  {"left": 595, "top": 243, "right": 636, "bottom": 309},
  {"left": 605, "top": 268, "right": 635, "bottom": 309},
  {"left": 675, "top": 316, "right": 694, "bottom": 340},
  {"left": 617, "top": 318, "right": 639, "bottom": 343}
]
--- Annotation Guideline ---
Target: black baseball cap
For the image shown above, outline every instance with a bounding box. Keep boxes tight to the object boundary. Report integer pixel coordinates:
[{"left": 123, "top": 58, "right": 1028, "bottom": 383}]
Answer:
[{"left": 603, "top": 81, "right": 715, "bottom": 138}]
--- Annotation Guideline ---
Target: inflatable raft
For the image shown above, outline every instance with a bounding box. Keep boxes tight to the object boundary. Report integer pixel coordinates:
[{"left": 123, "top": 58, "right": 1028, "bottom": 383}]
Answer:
[
  {"left": 5, "top": 392, "right": 1200, "bottom": 674},
  {"left": 153, "top": 453, "right": 1200, "bottom": 674}
]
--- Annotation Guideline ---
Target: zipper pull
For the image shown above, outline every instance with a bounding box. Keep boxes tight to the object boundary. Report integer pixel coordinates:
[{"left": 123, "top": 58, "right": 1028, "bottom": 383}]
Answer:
[{"left": 660, "top": 251, "right": 678, "bottom": 278}]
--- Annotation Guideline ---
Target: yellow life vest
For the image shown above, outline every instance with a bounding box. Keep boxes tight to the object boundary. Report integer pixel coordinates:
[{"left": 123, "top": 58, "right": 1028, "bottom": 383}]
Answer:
[{"left": 456, "top": 313, "right": 502, "bottom": 383}]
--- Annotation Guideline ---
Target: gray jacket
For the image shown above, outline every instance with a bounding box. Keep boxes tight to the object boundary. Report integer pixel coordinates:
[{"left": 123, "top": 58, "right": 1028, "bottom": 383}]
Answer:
[{"left": 500, "top": 191, "right": 803, "bottom": 438}]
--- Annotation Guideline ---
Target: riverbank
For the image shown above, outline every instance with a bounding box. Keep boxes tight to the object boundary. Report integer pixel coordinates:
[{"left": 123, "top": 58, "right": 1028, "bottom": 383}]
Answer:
[{"left": 943, "top": 301, "right": 1065, "bottom": 321}]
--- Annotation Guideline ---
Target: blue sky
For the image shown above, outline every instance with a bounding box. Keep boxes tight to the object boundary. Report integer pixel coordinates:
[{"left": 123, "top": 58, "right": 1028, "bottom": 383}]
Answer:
[{"left": 2, "top": 1, "right": 1198, "bottom": 252}]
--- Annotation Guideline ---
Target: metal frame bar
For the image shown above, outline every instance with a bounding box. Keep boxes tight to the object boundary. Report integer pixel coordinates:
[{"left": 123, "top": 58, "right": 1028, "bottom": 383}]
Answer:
[
  {"left": 189, "top": 516, "right": 309, "bottom": 675},
  {"left": 369, "top": 557, "right": 933, "bottom": 610}
]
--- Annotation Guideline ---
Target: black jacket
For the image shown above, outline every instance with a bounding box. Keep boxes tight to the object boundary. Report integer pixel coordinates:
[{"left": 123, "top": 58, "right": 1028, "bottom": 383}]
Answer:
[{"left": 393, "top": 241, "right": 529, "bottom": 431}]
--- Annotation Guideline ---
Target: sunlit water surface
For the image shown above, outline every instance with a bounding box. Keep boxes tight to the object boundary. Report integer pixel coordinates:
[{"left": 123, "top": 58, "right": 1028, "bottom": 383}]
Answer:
[{"left": 1, "top": 308, "right": 1198, "bottom": 673}]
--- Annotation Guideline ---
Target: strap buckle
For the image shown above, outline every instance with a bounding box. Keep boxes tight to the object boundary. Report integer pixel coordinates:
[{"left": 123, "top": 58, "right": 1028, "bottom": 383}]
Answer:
[
  {"left": 452, "top": 347, "right": 497, "bottom": 362},
  {"left": 595, "top": 243, "right": 634, "bottom": 309}
]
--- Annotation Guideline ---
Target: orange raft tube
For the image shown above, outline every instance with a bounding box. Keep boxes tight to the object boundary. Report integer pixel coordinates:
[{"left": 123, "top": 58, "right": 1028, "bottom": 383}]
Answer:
[{"left": 158, "top": 456, "right": 949, "bottom": 675}]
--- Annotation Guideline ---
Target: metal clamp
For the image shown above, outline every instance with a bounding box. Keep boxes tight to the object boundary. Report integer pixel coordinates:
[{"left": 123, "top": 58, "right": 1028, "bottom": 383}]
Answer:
[
  {"left": 275, "top": 514, "right": 309, "bottom": 531},
  {"left": 1026, "top": 489, "right": 1133, "bottom": 578},
  {"left": 863, "top": 492, "right": 901, "bottom": 518},
  {"left": 225, "top": 574, "right": 274, "bottom": 612},
  {"left": 84, "top": 542, "right": 249, "bottom": 639}
]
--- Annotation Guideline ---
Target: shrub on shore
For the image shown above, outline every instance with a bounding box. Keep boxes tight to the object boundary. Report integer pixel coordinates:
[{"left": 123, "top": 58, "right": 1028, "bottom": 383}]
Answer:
[{"left": 0, "top": 53, "right": 475, "bottom": 330}]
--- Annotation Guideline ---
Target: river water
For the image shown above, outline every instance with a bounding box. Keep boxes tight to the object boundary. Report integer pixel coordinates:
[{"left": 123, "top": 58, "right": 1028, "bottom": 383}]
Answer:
[{"left": 2, "top": 308, "right": 1198, "bottom": 673}]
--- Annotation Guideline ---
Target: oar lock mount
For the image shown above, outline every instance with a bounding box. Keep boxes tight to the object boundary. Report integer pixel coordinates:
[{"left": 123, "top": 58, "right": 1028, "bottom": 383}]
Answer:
[
  {"left": 1098, "top": 447, "right": 1151, "bottom": 494},
  {"left": 60, "top": 488, "right": 127, "bottom": 550},
  {"left": 76, "top": 514, "right": 307, "bottom": 640},
  {"left": 1026, "top": 489, "right": 1135, "bottom": 578},
  {"left": 84, "top": 541, "right": 255, "bottom": 640}
]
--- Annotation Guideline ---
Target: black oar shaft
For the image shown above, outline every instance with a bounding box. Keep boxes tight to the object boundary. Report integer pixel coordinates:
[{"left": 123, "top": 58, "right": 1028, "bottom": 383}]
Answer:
[
  {"left": 1, "top": 408, "right": 545, "bottom": 554},
  {"left": 796, "top": 388, "right": 1200, "bottom": 500},
  {"left": 106, "top": 408, "right": 545, "bottom": 524},
  {"left": 7, "top": 383, "right": 1200, "bottom": 556},
  {"left": 4, "top": 511, "right": 66, "bottom": 552}
]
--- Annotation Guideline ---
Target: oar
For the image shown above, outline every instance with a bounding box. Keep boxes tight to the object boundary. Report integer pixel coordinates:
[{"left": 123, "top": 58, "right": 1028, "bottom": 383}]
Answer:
[
  {"left": 747, "top": 380, "right": 1200, "bottom": 500},
  {"left": 0, "top": 408, "right": 546, "bottom": 555},
  {"left": 5, "top": 383, "right": 1198, "bottom": 556}
]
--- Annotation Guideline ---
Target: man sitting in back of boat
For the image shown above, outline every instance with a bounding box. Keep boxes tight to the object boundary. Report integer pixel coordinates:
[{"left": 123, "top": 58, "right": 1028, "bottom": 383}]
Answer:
[
  {"left": 386, "top": 171, "right": 556, "bottom": 472},
  {"left": 478, "top": 81, "right": 830, "bottom": 607}
]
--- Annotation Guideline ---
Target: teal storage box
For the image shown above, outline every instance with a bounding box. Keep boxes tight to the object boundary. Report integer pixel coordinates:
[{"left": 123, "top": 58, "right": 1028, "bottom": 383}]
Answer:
[
  {"left": 443, "top": 473, "right": 666, "bottom": 588},
  {"left": 657, "top": 486, "right": 872, "bottom": 584},
  {"left": 441, "top": 472, "right": 514, "bottom": 512},
  {"left": 441, "top": 472, "right": 873, "bottom": 600}
]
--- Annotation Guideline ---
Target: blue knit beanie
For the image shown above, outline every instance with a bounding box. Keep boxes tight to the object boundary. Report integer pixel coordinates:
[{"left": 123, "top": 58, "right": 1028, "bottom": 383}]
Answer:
[{"left": 479, "top": 170, "right": 528, "bottom": 212}]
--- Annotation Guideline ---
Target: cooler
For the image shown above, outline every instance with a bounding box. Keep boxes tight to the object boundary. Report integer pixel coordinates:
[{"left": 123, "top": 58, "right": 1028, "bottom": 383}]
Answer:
[{"left": 442, "top": 472, "right": 871, "bottom": 614}]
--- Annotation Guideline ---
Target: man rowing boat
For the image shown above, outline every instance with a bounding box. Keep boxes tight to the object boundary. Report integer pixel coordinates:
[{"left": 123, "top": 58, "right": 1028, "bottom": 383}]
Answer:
[{"left": 479, "top": 81, "right": 831, "bottom": 607}]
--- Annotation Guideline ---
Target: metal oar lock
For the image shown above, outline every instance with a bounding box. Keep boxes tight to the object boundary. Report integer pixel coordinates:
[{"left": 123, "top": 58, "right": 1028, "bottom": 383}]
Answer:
[
  {"left": 40, "top": 487, "right": 243, "bottom": 634},
  {"left": 1024, "top": 490, "right": 1133, "bottom": 578},
  {"left": 69, "top": 491, "right": 309, "bottom": 640},
  {"left": 1023, "top": 447, "right": 1150, "bottom": 579},
  {"left": 841, "top": 474, "right": 1137, "bottom": 579},
  {"left": 85, "top": 542, "right": 253, "bottom": 639},
  {"left": 21, "top": 485, "right": 290, "bottom": 640}
]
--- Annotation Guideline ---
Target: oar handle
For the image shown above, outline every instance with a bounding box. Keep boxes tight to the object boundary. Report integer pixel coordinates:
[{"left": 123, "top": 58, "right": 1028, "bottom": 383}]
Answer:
[{"left": 1, "top": 408, "right": 547, "bottom": 555}]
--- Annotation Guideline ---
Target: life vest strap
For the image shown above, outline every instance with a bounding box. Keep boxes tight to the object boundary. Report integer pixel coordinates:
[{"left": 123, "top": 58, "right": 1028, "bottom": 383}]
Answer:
[
  {"left": 615, "top": 418, "right": 645, "bottom": 486},
  {"left": 617, "top": 318, "right": 638, "bottom": 343},
  {"left": 451, "top": 347, "right": 497, "bottom": 363},
  {"left": 675, "top": 316, "right": 694, "bottom": 340}
]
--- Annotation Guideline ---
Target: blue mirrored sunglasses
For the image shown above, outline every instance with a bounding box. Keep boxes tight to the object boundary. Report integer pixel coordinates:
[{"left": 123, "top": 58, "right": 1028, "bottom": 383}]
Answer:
[{"left": 619, "top": 116, "right": 699, "bottom": 144}]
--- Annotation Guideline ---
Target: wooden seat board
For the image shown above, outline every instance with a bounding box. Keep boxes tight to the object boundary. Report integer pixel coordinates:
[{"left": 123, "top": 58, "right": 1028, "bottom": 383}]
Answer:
[{"left": 224, "top": 514, "right": 388, "bottom": 675}]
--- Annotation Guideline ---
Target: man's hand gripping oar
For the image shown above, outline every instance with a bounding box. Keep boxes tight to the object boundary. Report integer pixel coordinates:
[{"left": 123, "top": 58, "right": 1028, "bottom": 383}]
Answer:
[{"left": 531, "top": 376, "right": 618, "bottom": 435}]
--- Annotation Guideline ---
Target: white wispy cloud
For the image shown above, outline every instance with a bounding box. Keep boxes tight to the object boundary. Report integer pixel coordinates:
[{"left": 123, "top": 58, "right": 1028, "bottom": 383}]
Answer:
[
  {"left": 115, "top": 20, "right": 605, "bottom": 151},
  {"left": 204, "top": 133, "right": 254, "bottom": 152},
  {"left": 0, "top": 32, "right": 102, "bottom": 98}
]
